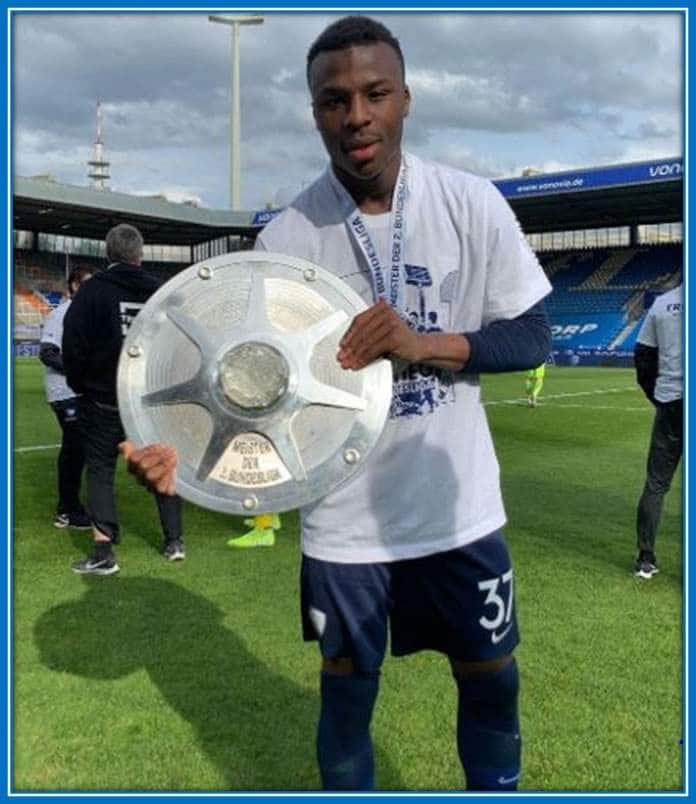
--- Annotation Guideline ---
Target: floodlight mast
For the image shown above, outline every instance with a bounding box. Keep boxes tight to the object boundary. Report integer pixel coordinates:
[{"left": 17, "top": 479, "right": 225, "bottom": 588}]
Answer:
[
  {"left": 209, "top": 14, "right": 264, "bottom": 210},
  {"left": 87, "top": 100, "right": 110, "bottom": 189}
]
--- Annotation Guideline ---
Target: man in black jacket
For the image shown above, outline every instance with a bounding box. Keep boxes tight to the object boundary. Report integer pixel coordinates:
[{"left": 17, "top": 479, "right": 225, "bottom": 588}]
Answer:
[{"left": 63, "top": 223, "right": 184, "bottom": 575}]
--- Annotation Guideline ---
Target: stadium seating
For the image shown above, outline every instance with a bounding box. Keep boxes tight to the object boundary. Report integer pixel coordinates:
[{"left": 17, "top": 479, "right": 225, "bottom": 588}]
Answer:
[
  {"left": 13, "top": 250, "right": 190, "bottom": 343},
  {"left": 14, "top": 249, "right": 66, "bottom": 296},
  {"left": 606, "top": 244, "right": 682, "bottom": 288},
  {"left": 546, "top": 287, "right": 636, "bottom": 314},
  {"left": 538, "top": 249, "right": 610, "bottom": 289},
  {"left": 42, "top": 291, "right": 63, "bottom": 307},
  {"left": 14, "top": 284, "right": 50, "bottom": 341},
  {"left": 543, "top": 244, "right": 682, "bottom": 355},
  {"left": 13, "top": 243, "right": 680, "bottom": 358}
]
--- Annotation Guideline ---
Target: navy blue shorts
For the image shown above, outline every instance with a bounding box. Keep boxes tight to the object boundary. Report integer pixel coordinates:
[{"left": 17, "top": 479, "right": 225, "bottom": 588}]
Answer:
[{"left": 300, "top": 530, "right": 519, "bottom": 673}]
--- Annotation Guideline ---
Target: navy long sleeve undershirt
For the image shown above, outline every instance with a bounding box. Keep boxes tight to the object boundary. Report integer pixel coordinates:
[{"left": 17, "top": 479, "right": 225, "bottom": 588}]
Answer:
[{"left": 462, "top": 300, "right": 551, "bottom": 374}]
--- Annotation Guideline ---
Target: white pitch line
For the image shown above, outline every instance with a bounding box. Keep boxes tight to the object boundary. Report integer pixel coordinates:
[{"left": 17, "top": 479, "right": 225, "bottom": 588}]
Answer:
[
  {"left": 483, "top": 385, "right": 639, "bottom": 407},
  {"left": 14, "top": 443, "right": 60, "bottom": 454},
  {"left": 530, "top": 404, "right": 649, "bottom": 412},
  {"left": 13, "top": 388, "right": 644, "bottom": 452}
]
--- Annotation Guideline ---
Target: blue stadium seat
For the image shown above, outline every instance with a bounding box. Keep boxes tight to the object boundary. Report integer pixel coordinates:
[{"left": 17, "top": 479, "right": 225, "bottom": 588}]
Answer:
[
  {"left": 42, "top": 291, "right": 63, "bottom": 307},
  {"left": 544, "top": 244, "right": 681, "bottom": 351},
  {"left": 607, "top": 244, "right": 682, "bottom": 288}
]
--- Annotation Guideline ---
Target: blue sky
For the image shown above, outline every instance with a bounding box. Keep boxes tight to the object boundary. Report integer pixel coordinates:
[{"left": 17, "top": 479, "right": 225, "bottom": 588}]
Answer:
[{"left": 11, "top": 10, "right": 684, "bottom": 212}]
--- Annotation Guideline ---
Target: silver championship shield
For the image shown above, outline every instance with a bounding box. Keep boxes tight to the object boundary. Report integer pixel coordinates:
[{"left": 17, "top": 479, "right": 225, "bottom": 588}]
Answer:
[{"left": 117, "top": 251, "right": 392, "bottom": 514}]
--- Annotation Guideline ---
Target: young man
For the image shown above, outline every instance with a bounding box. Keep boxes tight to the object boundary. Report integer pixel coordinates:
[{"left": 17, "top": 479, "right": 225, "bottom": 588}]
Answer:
[
  {"left": 525, "top": 362, "right": 546, "bottom": 407},
  {"left": 40, "top": 266, "right": 94, "bottom": 529},
  {"left": 62, "top": 223, "right": 185, "bottom": 575},
  {"left": 633, "top": 282, "right": 683, "bottom": 579},
  {"left": 121, "top": 16, "right": 551, "bottom": 790}
]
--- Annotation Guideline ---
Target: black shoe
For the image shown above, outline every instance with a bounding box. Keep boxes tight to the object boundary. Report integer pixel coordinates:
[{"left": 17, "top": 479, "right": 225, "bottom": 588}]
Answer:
[
  {"left": 72, "top": 549, "right": 119, "bottom": 576},
  {"left": 54, "top": 511, "right": 92, "bottom": 530},
  {"left": 163, "top": 539, "right": 186, "bottom": 561},
  {"left": 634, "top": 554, "right": 659, "bottom": 579}
]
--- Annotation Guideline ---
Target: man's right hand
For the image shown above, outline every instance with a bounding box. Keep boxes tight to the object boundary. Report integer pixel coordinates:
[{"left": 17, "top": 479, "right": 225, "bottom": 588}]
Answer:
[{"left": 118, "top": 441, "right": 178, "bottom": 496}]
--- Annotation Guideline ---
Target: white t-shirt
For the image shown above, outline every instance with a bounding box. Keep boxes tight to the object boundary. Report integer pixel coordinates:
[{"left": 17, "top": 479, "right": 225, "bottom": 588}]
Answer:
[
  {"left": 257, "top": 152, "right": 551, "bottom": 563},
  {"left": 637, "top": 283, "right": 683, "bottom": 403},
  {"left": 41, "top": 299, "right": 74, "bottom": 403}
]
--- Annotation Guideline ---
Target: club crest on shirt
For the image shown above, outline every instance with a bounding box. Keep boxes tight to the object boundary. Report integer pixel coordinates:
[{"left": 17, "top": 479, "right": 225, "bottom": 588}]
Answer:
[{"left": 389, "top": 264, "right": 456, "bottom": 419}]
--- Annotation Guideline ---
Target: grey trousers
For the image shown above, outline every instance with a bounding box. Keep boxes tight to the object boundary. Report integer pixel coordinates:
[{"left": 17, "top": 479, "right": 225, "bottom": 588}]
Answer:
[{"left": 636, "top": 400, "right": 683, "bottom": 556}]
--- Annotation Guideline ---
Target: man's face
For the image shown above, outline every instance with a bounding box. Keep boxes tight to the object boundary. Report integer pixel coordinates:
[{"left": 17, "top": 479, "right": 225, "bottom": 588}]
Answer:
[{"left": 309, "top": 42, "right": 410, "bottom": 184}]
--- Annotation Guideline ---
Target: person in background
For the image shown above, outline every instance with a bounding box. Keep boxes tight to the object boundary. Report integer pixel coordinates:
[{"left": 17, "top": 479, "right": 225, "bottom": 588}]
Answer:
[
  {"left": 525, "top": 362, "right": 546, "bottom": 407},
  {"left": 119, "top": 16, "right": 552, "bottom": 791},
  {"left": 40, "top": 266, "right": 94, "bottom": 530},
  {"left": 633, "top": 281, "right": 683, "bottom": 580},
  {"left": 62, "top": 223, "right": 185, "bottom": 576},
  {"left": 228, "top": 513, "right": 282, "bottom": 548}
]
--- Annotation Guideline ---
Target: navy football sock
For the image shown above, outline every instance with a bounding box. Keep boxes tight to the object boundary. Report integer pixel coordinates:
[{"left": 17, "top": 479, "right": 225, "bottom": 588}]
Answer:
[
  {"left": 454, "top": 659, "right": 521, "bottom": 791},
  {"left": 317, "top": 670, "right": 380, "bottom": 790}
]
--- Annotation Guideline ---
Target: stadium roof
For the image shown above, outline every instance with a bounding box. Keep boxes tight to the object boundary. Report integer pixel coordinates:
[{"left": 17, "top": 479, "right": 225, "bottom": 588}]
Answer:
[
  {"left": 493, "top": 157, "right": 683, "bottom": 234},
  {"left": 12, "top": 176, "right": 262, "bottom": 246},
  {"left": 13, "top": 156, "right": 683, "bottom": 246}
]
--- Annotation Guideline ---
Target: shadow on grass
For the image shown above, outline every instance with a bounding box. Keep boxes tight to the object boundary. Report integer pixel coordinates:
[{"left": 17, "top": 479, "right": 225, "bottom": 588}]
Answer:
[{"left": 34, "top": 576, "right": 403, "bottom": 791}]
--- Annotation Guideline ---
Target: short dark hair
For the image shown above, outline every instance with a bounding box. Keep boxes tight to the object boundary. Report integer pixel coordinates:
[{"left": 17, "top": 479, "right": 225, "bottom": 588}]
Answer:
[
  {"left": 67, "top": 265, "right": 94, "bottom": 296},
  {"left": 306, "top": 15, "right": 405, "bottom": 85},
  {"left": 105, "top": 223, "right": 144, "bottom": 265}
]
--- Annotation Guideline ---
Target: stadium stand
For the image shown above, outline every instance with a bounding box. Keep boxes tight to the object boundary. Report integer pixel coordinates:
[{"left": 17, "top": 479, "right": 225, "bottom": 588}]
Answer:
[
  {"left": 14, "top": 284, "right": 51, "bottom": 342},
  {"left": 543, "top": 244, "right": 681, "bottom": 357},
  {"left": 13, "top": 157, "right": 683, "bottom": 365},
  {"left": 13, "top": 247, "right": 189, "bottom": 348},
  {"left": 14, "top": 250, "right": 188, "bottom": 313},
  {"left": 15, "top": 241, "right": 679, "bottom": 358},
  {"left": 606, "top": 243, "right": 682, "bottom": 288}
]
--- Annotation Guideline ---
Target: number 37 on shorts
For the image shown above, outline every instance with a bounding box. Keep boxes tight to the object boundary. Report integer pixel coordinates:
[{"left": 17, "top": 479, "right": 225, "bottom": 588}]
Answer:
[{"left": 477, "top": 569, "right": 515, "bottom": 646}]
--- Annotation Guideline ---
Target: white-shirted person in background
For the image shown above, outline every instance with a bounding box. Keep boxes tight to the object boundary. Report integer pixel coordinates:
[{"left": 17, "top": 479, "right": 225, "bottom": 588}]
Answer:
[
  {"left": 120, "top": 16, "right": 552, "bottom": 791},
  {"left": 633, "top": 281, "right": 683, "bottom": 579},
  {"left": 40, "top": 266, "right": 94, "bottom": 530}
]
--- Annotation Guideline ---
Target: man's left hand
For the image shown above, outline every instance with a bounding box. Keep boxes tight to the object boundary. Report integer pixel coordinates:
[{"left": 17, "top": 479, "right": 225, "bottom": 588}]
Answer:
[{"left": 337, "top": 299, "right": 423, "bottom": 370}]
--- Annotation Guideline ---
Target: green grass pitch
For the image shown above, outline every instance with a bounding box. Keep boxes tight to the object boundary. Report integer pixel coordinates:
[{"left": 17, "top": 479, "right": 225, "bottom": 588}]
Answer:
[{"left": 12, "top": 359, "right": 683, "bottom": 792}]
